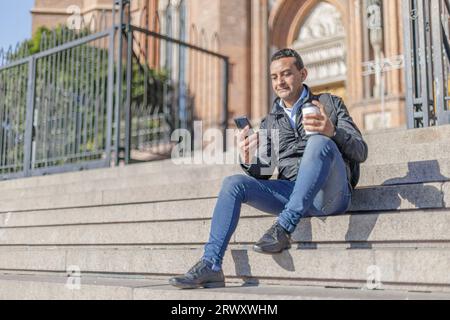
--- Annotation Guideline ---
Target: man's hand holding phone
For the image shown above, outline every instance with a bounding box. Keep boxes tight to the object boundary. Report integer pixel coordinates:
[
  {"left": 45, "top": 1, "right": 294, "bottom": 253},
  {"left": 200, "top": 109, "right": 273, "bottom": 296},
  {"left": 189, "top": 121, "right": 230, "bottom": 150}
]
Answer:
[{"left": 235, "top": 117, "right": 259, "bottom": 165}]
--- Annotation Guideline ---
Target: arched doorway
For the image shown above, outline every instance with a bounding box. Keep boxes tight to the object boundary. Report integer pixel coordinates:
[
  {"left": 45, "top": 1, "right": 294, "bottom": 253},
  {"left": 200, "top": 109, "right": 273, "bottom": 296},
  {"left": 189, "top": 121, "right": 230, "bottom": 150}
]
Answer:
[
  {"left": 270, "top": 0, "right": 347, "bottom": 100},
  {"left": 292, "top": 2, "right": 347, "bottom": 100}
]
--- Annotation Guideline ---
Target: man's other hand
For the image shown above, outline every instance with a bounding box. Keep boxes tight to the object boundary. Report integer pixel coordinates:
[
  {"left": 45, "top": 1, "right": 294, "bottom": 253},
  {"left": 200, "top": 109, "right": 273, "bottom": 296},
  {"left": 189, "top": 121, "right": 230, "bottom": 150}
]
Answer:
[{"left": 302, "top": 100, "right": 335, "bottom": 138}]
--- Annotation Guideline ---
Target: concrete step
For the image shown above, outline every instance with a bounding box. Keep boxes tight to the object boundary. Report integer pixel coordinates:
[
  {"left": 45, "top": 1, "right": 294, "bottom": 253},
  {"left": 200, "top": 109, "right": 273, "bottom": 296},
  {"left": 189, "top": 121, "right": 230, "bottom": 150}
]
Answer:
[
  {"left": 0, "top": 158, "right": 195, "bottom": 190},
  {"left": 0, "top": 208, "right": 449, "bottom": 293},
  {"left": 363, "top": 124, "right": 450, "bottom": 147},
  {"left": 0, "top": 176, "right": 447, "bottom": 212},
  {"left": 0, "top": 158, "right": 449, "bottom": 201},
  {"left": 1, "top": 127, "right": 449, "bottom": 192},
  {"left": 0, "top": 207, "right": 449, "bottom": 245},
  {"left": 0, "top": 164, "right": 242, "bottom": 201},
  {"left": 0, "top": 245, "right": 449, "bottom": 292},
  {"left": 365, "top": 142, "right": 450, "bottom": 166},
  {"left": 358, "top": 159, "right": 450, "bottom": 187},
  {"left": 0, "top": 274, "right": 448, "bottom": 300},
  {"left": 0, "top": 204, "right": 448, "bottom": 293}
]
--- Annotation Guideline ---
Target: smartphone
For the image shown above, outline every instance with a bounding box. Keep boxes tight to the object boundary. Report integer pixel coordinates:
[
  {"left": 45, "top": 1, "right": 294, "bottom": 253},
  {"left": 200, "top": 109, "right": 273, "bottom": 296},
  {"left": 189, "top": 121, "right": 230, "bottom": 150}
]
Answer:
[
  {"left": 234, "top": 116, "right": 255, "bottom": 138},
  {"left": 234, "top": 116, "right": 253, "bottom": 131}
]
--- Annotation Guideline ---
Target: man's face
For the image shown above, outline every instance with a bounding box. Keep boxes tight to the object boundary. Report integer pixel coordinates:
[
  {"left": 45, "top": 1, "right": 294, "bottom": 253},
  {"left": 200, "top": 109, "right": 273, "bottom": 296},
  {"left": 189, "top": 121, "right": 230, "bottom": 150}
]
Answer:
[{"left": 270, "top": 57, "right": 307, "bottom": 103}]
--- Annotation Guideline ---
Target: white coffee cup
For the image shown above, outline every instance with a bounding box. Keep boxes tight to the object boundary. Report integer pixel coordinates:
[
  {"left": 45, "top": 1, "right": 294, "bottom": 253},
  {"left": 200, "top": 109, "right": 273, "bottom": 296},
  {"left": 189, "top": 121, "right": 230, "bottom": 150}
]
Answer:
[{"left": 302, "top": 103, "right": 321, "bottom": 136}]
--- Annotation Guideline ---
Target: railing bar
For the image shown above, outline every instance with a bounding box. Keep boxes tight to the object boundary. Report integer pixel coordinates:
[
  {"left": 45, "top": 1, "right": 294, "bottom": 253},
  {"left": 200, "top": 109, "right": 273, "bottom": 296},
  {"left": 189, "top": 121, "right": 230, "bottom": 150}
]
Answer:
[
  {"left": 32, "top": 151, "right": 105, "bottom": 163},
  {"left": 31, "top": 30, "right": 113, "bottom": 61},
  {"left": 8, "top": 62, "right": 18, "bottom": 171},
  {"left": 442, "top": 25, "right": 450, "bottom": 61},
  {"left": 61, "top": 37, "right": 71, "bottom": 158},
  {"left": 44, "top": 53, "right": 52, "bottom": 167},
  {"left": 444, "top": 0, "right": 450, "bottom": 13},
  {"left": 101, "top": 36, "right": 108, "bottom": 152},
  {"left": 34, "top": 57, "right": 44, "bottom": 169},
  {"left": 0, "top": 72, "right": 4, "bottom": 167},
  {"left": 0, "top": 59, "right": 29, "bottom": 71},
  {"left": 69, "top": 42, "right": 79, "bottom": 160},
  {"left": 59, "top": 33, "right": 68, "bottom": 162},
  {"left": 1, "top": 68, "right": 11, "bottom": 169},
  {"left": 431, "top": 0, "right": 447, "bottom": 123},
  {"left": 129, "top": 25, "right": 228, "bottom": 60},
  {"left": 87, "top": 42, "right": 95, "bottom": 160},
  {"left": 13, "top": 62, "right": 26, "bottom": 171},
  {"left": 104, "top": 27, "right": 115, "bottom": 165},
  {"left": 48, "top": 39, "right": 57, "bottom": 167},
  {"left": 114, "top": 0, "right": 125, "bottom": 166},
  {"left": 93, "top": 35, "right": 102, "bottom": 152},
  {"left": 77, "top": 38, "right": 86, "bottom": 158},
  {"left": 54, "top": 40, "right": 63, "bottom": 162},
  {"left": 21, "top": 62, "right": 28, "bottom": 168},
  {"left": 6, "top": 67, "right": 15, "bottom": 170},
  {"left": 23, "top": 57, "right": 36, "bottom": 177}
]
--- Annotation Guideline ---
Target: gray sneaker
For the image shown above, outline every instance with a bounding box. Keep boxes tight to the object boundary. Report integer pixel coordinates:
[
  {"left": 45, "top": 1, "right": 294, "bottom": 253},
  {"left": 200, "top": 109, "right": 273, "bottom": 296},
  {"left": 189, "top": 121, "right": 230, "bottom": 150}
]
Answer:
[
  {"left": 253, "top": 222, "right": 291, "bottom": 254},
  {"left": 169, "top": 260, "right": 225, "bottom": 289}
]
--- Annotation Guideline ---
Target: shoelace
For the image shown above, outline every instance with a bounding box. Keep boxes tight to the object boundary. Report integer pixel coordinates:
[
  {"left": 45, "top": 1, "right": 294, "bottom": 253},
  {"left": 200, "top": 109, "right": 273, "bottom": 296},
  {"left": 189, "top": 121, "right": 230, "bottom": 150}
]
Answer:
[
  {"left": 187, "top": 261, "right": 207, "bottom": 275},
  {"left": 268, "top": 223, "right": 281, "bottom": 238}
]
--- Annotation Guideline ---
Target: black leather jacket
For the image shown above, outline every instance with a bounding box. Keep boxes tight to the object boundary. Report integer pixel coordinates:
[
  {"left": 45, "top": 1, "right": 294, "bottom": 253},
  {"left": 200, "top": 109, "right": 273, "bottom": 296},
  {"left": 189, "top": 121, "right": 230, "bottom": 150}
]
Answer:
[{"left": 241, "top": 89, "right": 368, "bottom": 190}]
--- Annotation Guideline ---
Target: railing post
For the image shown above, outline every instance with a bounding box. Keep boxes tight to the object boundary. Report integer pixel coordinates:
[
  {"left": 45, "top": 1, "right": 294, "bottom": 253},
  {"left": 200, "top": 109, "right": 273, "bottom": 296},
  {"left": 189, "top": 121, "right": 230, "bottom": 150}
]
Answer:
[
  {"left": 430, "top": 0, "right": 447, "bottom": 125},
  {"left": 114, "top": 0, "right": 125, "bottom": 166},
  {"left": 23, "top": 57, "right": 36, "bottom": 177},
  {"left": 402, "top": 0, "right": 416, "bottom": 129},
  {"left": 105, "top": 28, "right": 116, "bottom": 166},
  {"left": 124, "top": 1, "right": 133, "bottom": 165}
]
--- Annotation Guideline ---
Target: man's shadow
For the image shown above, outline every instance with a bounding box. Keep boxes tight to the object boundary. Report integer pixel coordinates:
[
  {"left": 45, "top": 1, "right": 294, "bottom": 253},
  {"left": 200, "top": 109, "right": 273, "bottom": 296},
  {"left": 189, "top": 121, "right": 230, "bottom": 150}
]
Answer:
[{"left": 231, "top": 160, "right": 448, "bottom": 283}]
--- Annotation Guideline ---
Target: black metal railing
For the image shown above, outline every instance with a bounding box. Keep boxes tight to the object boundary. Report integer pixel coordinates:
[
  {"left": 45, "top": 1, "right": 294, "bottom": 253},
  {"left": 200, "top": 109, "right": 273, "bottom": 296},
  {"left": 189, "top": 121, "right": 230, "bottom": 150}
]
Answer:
[
  {"left": 0, "top": 0, "right": 230, "bottom": 180},
  {"left": 116, "top": 0, "right": 229, "bottom": 164},
  {"left": 403, "top": 0, "right": 450, "bottom": 128},
  {"left": 0, "top": 24, "right": 115, "bottom": 179}
]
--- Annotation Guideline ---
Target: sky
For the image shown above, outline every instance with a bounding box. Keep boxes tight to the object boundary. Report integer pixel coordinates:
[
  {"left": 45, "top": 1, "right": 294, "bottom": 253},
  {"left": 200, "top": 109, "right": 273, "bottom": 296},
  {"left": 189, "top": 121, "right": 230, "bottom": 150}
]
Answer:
[{"left": 0, "top": 0, "right": 35, "bottom": 52}]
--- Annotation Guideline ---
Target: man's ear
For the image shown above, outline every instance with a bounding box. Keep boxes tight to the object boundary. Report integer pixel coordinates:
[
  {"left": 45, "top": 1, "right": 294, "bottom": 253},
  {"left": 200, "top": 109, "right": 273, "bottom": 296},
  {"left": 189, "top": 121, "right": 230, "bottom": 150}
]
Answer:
[{"left": 301, "top": 68, "right": 308, "bottom": 82}]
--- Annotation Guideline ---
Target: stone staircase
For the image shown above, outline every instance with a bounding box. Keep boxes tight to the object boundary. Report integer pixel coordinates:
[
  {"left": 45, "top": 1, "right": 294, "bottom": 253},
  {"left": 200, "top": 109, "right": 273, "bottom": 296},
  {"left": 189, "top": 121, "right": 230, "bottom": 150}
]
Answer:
[{"left": 0, "top": 125, "right": 450, "bottom": 300}]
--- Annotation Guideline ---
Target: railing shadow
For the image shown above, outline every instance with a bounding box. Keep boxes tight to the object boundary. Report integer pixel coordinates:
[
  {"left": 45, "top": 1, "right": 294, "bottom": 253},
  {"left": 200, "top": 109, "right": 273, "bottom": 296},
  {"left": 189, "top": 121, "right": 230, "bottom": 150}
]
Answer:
[{"left": 346, "top": 160, "right": 448, "bottom": 249}]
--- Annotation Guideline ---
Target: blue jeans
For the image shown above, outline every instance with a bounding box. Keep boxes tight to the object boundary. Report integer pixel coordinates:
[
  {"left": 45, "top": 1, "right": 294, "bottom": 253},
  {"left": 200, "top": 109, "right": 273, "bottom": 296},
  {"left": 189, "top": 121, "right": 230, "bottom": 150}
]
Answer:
[{"left": 202, "top": 135, "right": 352, "bottom": 271}]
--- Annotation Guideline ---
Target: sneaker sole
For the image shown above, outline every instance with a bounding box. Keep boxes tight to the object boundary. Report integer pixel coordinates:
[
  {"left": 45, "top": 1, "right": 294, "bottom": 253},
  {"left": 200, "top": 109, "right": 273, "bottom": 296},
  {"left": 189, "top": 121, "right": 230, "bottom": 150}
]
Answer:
[
  {"left": 169, "top": 280, "right": 226, "bottom": 290},
  {"left": 252, "top": 244, "right": 291, "bottom": 255}
]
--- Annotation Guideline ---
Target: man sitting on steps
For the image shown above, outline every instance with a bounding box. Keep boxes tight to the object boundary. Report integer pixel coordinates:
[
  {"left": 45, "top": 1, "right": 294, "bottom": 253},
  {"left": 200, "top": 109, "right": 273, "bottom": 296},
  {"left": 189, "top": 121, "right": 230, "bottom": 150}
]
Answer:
[{"left": 169, "top": 48, "right": 369, "bottom": 289}]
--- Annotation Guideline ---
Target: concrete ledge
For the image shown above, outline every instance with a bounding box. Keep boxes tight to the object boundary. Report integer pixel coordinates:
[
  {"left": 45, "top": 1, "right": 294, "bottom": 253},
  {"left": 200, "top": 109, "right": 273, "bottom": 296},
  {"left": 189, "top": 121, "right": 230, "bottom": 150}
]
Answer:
[
  {"left": 1, "top": 146, "right": 449, "bottom": 198},
  {"left": 350, "top": 182, "right": 446, "bottom": 212},
  {"left": 0, "top": 180, "right": 447, "bottom": 215},
  {"left": 0, "top": 246, "right": 449, "bottom": 291},
  {"left": 0, "top": 160, "right": 239, "bottom": 191},
  {"left": 1, "top": 159, "right": 450, "bottom": 201},
  {"left": 66, "top": 247, "right": 450, "bottom": 289},
  {"left": 1, "top": 193, "right": 448, "bottom": 230},
  {"left": 366, "top": 143, "right": 450, "bottom": 166},
  {"left": 0, "top": 169, "right": 447, "bottom": 212},
  {"left": 1, "top": 209, "right": 450, "bottom": 245},
  {"left": 363, "top": 125, "right": 450, "bottom": 147},
  {"left": 359, "top": 159, "right": 450, "bottom": 187},
  {"left": 0, "top": 274, "right": 449, "bottom": 300}
]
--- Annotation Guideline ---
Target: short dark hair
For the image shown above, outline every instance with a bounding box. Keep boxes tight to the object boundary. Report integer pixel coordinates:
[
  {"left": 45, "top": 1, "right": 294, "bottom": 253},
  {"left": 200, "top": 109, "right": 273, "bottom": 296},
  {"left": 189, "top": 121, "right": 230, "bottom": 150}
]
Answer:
[{"left": 271, "top": 48, "right": 305, "bottom": 70}]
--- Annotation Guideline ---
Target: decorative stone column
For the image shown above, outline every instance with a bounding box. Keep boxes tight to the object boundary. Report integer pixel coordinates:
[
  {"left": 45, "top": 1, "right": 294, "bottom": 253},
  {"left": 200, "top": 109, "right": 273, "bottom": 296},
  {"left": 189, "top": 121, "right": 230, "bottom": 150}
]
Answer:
[{"left": 251, "top": 0, "right": 270, "bottom": 122}]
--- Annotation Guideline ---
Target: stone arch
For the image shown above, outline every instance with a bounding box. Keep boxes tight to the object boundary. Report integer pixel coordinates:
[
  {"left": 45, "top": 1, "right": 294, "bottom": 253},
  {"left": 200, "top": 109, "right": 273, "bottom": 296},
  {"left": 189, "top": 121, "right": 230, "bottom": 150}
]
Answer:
[
  {"left": 270, "top": 0, "right": 349, "bottom": 99},
  {"left": 269, "top": 0, "right": 348, "bottom": 48}
]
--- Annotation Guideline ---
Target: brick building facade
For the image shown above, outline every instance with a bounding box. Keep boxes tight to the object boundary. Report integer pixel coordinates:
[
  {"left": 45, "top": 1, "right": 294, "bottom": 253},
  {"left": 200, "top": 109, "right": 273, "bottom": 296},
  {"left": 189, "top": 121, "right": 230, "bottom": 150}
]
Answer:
[{"left": 31, "top": 0, "right": 406, "bottom": 132}]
